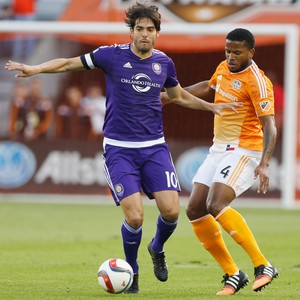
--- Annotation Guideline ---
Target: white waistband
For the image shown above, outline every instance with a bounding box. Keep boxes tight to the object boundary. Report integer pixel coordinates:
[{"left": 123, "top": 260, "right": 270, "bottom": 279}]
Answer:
[
  {"left": 103, "top": 137, "right": 165, "bottom": 148},
  {"left": 211, "top": 143, "right": 262, "bottom": 158},
  {"left": 211, "top": 143, "right": 238, "bottom": 151}
]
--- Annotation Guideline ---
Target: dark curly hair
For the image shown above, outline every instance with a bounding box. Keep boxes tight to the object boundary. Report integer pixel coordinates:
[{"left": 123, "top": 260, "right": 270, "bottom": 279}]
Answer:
[
  {"left": 124, "top": 2, "right": 161, "bottom": 31},
  {"left": 226, "top": 28, "right": 255, "bottom": 50}
]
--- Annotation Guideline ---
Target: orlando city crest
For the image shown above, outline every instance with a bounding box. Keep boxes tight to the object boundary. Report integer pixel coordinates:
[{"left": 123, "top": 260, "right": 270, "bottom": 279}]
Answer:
[{"left": 152, "top": 63, "right": 162, "bottom": 75}]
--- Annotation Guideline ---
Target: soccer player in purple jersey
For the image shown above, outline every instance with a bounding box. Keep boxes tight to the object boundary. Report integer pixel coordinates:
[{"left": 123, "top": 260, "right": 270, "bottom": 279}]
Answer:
[{"left": 5, "top": 2, "right": 242, "bottom": 294}]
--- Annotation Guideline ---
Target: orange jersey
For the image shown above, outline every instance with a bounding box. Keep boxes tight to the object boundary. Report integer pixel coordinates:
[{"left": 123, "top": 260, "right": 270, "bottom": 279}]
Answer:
[{"left": 209, "top": 60, "right": 274, "bottom": 151}]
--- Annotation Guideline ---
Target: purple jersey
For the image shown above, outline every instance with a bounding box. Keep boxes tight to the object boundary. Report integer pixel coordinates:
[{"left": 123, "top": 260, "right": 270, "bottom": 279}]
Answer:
[{"left": 80, "top": 44, "right": 178, "bottom": 144}]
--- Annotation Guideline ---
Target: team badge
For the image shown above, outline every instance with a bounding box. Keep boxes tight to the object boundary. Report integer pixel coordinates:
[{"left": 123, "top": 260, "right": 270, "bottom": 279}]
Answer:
[
  {"left": 231, "top": 79, "right": 242, "bottom": 90},
  {"left": 152, "top": 63, "right": 162, "bottom": 75},
  {"left": 260, "top": 101, "right": 271, "bottom": 112},
  {"left": 115, "top": 183, "right": 124, "bottom": 197}
]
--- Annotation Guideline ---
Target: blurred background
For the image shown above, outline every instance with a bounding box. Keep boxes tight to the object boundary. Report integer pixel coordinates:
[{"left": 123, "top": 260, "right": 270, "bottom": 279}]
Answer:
[{"left": 0, "top": 0, "right": 299, "bottom": 208}]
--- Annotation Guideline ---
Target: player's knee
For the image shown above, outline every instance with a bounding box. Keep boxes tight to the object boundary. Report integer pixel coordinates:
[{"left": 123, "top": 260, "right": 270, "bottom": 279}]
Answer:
[
  {"left": 161, "top": 207, "right": 179, "bottom": 222},
  {"left": 185, "top": 203, "right": 194, "bottom": 220},
  {"left": 186, "top": 200, "right": 207, "bottom": 221},
  {"left": 207, "top": 200, "right": 223, "bottom": 217},
  {"left": 126, "top": 212, "right": 144, "bottom": 228}
]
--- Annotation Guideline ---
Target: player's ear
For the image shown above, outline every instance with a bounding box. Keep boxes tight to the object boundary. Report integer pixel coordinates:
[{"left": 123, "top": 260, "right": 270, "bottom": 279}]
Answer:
[{"left": 249, "top": 48, "right": 255, "bottom": 58}]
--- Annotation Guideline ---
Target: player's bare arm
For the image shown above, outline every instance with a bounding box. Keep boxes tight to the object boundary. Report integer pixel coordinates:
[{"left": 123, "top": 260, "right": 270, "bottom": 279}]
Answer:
[
  {"left": 254, "top": 115, "right": 277, "bottom": 194},
  {"left": 160, "top": 91, "right": 171, "bottom": 106},
  {"left": 161, "top": 81, "right": 213, "bottom": 106},
  {"left": 165, "top": 84, "right": 242, "bottom": 115},
  {"left": 184, "top": 80, "right": 215, "bottom": 101},
  {"left": 5, "top": 57, "right": 85, "bottom": 78}
]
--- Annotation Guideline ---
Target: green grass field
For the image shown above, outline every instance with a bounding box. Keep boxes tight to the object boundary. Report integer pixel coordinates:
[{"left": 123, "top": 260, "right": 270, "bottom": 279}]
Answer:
[{"left": 0, "top": 199, "right": 300, "bottom": 300}]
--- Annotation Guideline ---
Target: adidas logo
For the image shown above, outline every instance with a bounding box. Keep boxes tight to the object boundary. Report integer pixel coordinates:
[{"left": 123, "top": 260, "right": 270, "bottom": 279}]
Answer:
[{"left": 123, "top": 62, "right": 132, "bottom": 68}]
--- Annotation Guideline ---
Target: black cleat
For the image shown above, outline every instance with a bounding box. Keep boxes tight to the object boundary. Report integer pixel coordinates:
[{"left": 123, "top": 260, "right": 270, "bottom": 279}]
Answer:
[
  {"left": 124, "top": 273, "right": 139, "bottom": 294},
  {"left": 216, "top": 270, "right": 249, "bottom": 296},
  {"left": 252, "top": 263, "right": 279, "bottom": 292},
  {"left": 147, "top": 241, "right": 168, "bottom": 282}
]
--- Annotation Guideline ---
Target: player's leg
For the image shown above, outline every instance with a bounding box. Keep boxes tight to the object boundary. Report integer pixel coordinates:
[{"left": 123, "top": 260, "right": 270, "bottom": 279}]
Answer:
[
  {"left": 103, "top": 145, "right": 144, "bottom": 293},
  {"left": 120, "top": 193, "right": 144, "bottom": 274},
  {"left": 187, "top": 183, "right": 239, "bottom": 275},
  {"left": 214, "top": 202, "right": 278, "bottom": 292},
  {"left": 141, "top": 144, "right": 180, "bottom": 282},
  {"left": 153, "top": 190, "right": 180, "bottom": 251},
  {"left": 208, "top": 149, "right": 278, "bottom": 293},
  {"left": 120, "top": 193, "right": 143, "bottom": 294},
  {"left": 202, "top": 182, "right": 249, "bottom": 295},
  {"left": 186, "top": 182, "right": 248, "bottom": 296},
  {"left": 148, "top": 190, "right": 180, "bottom": 282},
  {"left": 186, "top": 147, "right": 249, "bottom": 295}
]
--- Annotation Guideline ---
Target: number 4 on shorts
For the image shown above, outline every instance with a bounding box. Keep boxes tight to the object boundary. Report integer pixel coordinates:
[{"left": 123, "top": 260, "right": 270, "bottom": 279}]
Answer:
[{"left": 220, "top": 165, "right": 231, "bottom": 178}]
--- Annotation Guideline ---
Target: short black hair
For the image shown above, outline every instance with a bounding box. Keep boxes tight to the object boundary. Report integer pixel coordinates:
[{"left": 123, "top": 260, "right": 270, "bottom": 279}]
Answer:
[
  {"left": 226, "top": 28, "right": 255, "bottom": 49},
  {"left": 125, "top": 2, "right": 161, "bottom": 31}
]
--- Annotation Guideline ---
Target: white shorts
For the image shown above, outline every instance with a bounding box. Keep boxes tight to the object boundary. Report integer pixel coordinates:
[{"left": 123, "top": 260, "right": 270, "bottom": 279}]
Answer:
[{"left": 192, "top": 143, "right": 262, "bottom": 197}]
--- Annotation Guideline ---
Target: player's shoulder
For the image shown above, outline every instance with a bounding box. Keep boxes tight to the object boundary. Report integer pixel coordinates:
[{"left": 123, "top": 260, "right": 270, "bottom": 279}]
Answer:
[
  {"left": 247, "top": 61, "right": 268, "bottom": 82},
  {"left": 153, "top": 48, "right": 167, "bottom": 56},
  {"left": 248, "top": 60, "right": 262, "bottom": 72},
  {"left": 152, "top": 48, "right": 172, "bottom": 62},
  {"left": 115, "top": 43, "right": 131, "bottom": 51},
  {"left": 93, "top": 43, "right": 130, "bottom": 54},
  {"left": 215, "top": 60, "right": 229, "bottom": 72}
]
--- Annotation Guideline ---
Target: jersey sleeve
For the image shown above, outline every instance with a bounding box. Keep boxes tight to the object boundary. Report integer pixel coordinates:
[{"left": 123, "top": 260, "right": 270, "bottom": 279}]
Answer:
[
  {"left": 80, "top": 45, "right": 114, "bottom": 71},
  {"left": 163, "top": 58, "right": 179, "bottom": 88},
  {"left": 248, "top": 73, "right": 275, "bottom": 117},
  {"left": 209, "top": 61, "right": 225, "bottom": 90}
]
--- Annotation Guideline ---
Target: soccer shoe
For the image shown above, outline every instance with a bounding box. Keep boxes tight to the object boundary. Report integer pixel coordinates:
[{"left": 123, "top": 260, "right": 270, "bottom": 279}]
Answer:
[
  {"left": 252, "top": 263, "right": 279, "bottom": 292},
  {"left": 147, "top": 241, "right": 168, "bottom": 282},
  {"left": 124, "top": 273, "right": 139, "bottom": 294},
  {"left": 216, "top": 270, "right": 249, "bottom": 296}
]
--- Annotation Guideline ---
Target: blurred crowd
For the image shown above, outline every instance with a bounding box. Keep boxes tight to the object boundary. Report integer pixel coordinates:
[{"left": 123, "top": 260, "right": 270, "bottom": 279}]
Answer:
[
  {"left": 8, "top": 79, "right": 106, "bottom": 141},
  {"left": 0, "top": 0, "right": 36, "bottom": 21},
  {"left": 0, "top": 0, "right": 37, "bottom": 59}
]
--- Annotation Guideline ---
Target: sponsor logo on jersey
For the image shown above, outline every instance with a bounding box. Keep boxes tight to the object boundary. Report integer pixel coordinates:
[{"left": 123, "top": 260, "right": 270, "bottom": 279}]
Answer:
[
  {"left": 121, "top": 73, "right": 161, "bottom": 93},
  {"left": 152, "top": 63, "right": 162, "bottom": 75},
  {"left": 0, "top": 141, "right": 36, "bottom": 188},
  {"left": 231, "top": 79, "right": 242, "bottom": 90},
  {"left": 217, "top": 75, "right": 222, "bottom": 81},
  {"left": 260, "top": 101, "right": 271, "bottom": 112},
  {"left": 215, "top": 83, "right": 238, "bottom": 101}
]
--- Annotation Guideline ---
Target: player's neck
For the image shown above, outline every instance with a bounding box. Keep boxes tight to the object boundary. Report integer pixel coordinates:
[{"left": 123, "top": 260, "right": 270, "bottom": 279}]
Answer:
[{"left": 130, "top": 44, "right": 152, "bottom": 59}]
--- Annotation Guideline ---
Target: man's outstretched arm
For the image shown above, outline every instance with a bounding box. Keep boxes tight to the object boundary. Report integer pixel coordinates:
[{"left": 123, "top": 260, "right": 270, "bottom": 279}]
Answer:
[{"left": 5, "top": 57, "right": 85, "bottom": 78}]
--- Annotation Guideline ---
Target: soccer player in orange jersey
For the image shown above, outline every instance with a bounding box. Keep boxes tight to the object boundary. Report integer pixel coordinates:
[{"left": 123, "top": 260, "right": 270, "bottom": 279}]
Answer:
[{"left": 166, "top": 28, "right": 278, "bottom": 296}]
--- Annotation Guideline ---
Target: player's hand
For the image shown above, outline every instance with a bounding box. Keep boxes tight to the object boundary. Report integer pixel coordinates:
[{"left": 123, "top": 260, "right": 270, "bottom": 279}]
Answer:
[
  {"left": 212, "top": 102, "right": 243, "bottom": 115},
  {"left": 254, "top": 163, "right": 269, "bottom": 194},
  {"left": 160, "top": 91, "right": 171, "bottom": 106},
  {"left": 4, "top": 60, "right": 37, "bottom": 78}
]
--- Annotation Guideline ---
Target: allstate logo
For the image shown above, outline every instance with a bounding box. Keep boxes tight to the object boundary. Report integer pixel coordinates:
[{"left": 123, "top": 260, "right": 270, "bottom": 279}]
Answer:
[
  {"left": 0, "top": 141, "right": 36, "bottom": 188},
  {"left": 175, "top": 147, "right": 209, "bottom": 192}
]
